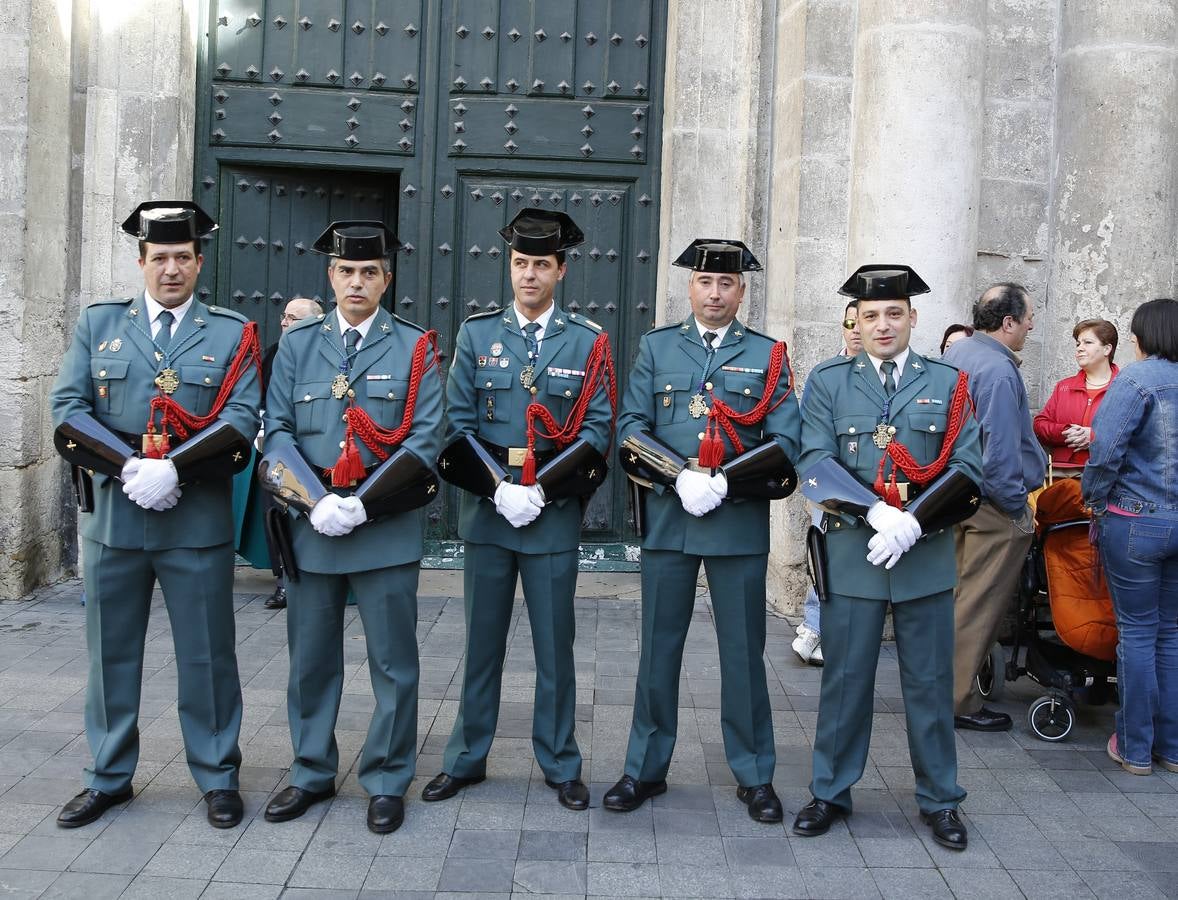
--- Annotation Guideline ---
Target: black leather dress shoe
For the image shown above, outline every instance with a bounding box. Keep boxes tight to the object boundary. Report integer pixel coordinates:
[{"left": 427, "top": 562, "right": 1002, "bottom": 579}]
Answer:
[
  {"left": 367, "top": 795, "right": 404, "bottom": 834},
  {"left": 602, "top": 775, "right": 667, "bottom": 812},
  {"left": 57, "top": 787, "right": 133, "bottom": 828},
  {"left": 545, "top": 778, "right": 589, "bottom": 811},
  {"left": 264, "top": 785, "right": 334, "bottom": 822},
  {"left": 420, "top": 772, "right": 485, "bottom": 802},
  {"left": 921, "top": 808, "right": 968, "bottom": 850},
  {"left": 953, "top": 706, "right": 1012, "bottom": 732},
  {"left": 204, "top": 789, "right": 243, "bottom": 828},
  {"left": 264, "top": 586, "right": 287, "bottom": 610},
  {"left": 736, "top": 783, "right": 783, "bottom": 823},
  {"left": 791, "top": 798, "right": 846, "bottom": 836}
]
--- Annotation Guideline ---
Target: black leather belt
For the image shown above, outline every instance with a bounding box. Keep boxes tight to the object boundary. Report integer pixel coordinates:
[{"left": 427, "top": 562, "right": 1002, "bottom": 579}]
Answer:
[{"left": 482, "top": 442, "right": 556, "bottom": 468}]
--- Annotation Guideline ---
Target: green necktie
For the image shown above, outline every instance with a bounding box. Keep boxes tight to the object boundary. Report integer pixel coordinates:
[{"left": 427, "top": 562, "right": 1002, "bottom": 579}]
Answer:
[
  {"left": 881, "top": 359, "right": 897, "bottom": 396},
  {"left": 156, "top": 309, "right": 174, "bottom": 351}
]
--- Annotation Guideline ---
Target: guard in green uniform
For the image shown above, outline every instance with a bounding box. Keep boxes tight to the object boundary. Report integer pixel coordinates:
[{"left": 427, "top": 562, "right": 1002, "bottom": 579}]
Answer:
[
  {"left": 50, "top": 201, "right": 260, "bottom": 829},
  {"left": 604, "top": 240, "right": 802, "bottom": 823},
  {"left": 792, "top": 265, "right": 982, "bottom": 851},
  {"left": 259, "top": 221, "right": 443, "bottom": 834},
  {"left": 423, "top": 209, "right": 615, "bottom": 811}
]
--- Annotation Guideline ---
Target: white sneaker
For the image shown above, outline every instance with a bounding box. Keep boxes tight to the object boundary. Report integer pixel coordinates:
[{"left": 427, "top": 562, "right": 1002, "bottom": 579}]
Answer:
[{"left": 792, "top": 625, "right": 823, "bottom": 666}]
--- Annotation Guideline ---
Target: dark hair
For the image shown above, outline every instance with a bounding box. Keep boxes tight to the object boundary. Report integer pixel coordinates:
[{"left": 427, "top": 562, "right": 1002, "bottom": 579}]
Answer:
[
  {"left": 138, "top": 239, "right": 199, "bottom": 259},
  {"left": 972, "top": 282, "right": 1029, "bottom": 332},
  {"left": 1072, "top": 318, "right": 1118, "bottom": 361},
  {"left": 844, "top": 299, "right": 859, "bottom": 316},
  {"left": 939, "top": 323, "right": 973, "bottom": 354},
  {"left": 1131, "top": 298, "right": 1178, "bottom": 362},
  {"left": 510, "top": 248, "right": 566, "bottom": 266}
]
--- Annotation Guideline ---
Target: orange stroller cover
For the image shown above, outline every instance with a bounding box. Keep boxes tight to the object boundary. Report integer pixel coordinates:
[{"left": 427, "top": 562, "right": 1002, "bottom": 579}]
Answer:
[{"left": 1033, "top": 478, "right": 1118, "bottom": 662}]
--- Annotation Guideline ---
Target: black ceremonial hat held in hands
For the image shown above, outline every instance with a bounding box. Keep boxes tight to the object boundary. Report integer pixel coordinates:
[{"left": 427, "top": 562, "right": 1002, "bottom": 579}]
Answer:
[
  {"left": 498, "top": 209, "right": 585, "bottom": 255},
  {"left": 838, "top": 264, "right": 930, "bottom": 299},
  {"left": 672, "top": 239, "right": 762, "bottom": 273},
  {"left": 312, "top": 221, "right": 403, "bottom": 259},
  {"left": 121, "top": 201, "right": 218, "bottom": 243}
]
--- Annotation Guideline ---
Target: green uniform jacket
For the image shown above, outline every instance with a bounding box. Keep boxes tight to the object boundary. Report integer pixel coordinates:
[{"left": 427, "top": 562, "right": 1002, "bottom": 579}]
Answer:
[
  {"left": 444, "top": 306, "right": 614, "bottom": 553},
  {"left": 50, "top": 295, "right": 261, "bottom": 550},
  {"left": 264, "top": 308, "right": 443, "bottom": 574},
  {"left": 618, "top": 316, "right": 802, "bottom": 555},
  {"left": 799, "top": 350, "right": 983, "bottom": 601}
]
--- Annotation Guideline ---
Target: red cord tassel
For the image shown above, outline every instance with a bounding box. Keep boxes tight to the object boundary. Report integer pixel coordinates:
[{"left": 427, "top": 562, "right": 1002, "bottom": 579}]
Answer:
[
  {"left": 331, "top": 432, "right": 367, "bottom": 486},
  {"left": 520, "top": 448, "right": 537, "bottom": 486},
  {"left": 697, "top": 419, "right": 725, "bottom": 469}
]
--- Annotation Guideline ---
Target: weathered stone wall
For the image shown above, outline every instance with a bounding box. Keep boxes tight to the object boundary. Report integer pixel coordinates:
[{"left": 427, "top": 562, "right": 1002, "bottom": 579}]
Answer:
[
  {"left": 1, "top": 0, "right": 198, "bottom": 598},
  {"left": 8, "top": 0, "right": 1178, "bottom": 603}
]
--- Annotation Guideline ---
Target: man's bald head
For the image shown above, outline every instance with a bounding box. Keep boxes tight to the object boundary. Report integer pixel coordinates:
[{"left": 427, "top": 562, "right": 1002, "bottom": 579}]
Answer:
[{"left": 281, "top": 296, "right": 323, "bottom": 330}]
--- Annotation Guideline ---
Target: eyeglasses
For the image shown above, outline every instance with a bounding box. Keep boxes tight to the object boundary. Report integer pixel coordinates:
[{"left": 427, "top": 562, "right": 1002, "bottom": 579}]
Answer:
[
  {"left": 280, "top": 313, "right": 304, "bottom": 323},
  {"left": 842, "top": 317, "right": 857, "bottom": 330}
]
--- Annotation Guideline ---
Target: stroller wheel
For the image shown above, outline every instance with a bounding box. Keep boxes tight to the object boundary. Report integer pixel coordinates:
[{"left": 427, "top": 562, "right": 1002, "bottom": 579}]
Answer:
[
  {"left": 976, "top": 642, "right": 1006, "bottom": 702},
  {"left": 1027, "top": 692, "right": 1075, "bottom": 742}
]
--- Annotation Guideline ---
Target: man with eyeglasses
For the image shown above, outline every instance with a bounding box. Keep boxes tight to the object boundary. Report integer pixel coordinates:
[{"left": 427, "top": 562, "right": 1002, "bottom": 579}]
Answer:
[
  {"left": 250, "top": 297, "right": 323, "bottom": 610},
  {"left": 793, "top": 299, "right": 863, "bottom": 666}
]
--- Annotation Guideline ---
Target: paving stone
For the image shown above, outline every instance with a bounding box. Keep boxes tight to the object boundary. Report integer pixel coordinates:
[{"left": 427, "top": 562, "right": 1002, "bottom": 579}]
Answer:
[
  {"left": 586, "top": 861, "right": 661, "bottom": 897},
  {"left": 0, "top": 833, "right": 90, "bottom": 871},
  {"left": 119, "top": 874, "right": 205, "bottom": 899},
  {"left": 517, "top": 828, "right": 586, "bottom": 861},
  {"left": 363, "top": 855, "right": 445, "bottom": 892},
  {"left": 512, "top": 858, "right": 587, "bottom": 894},
  {"left": 143, "top": 841, "right": 229, "bottom": 880},
  {"left": 798, "top": 865, "right": 881, "bottom": 899},
  {"left": 214, "top": 848, "right": 301, "bottom": 884},
  {"left": 436, "top": 855, "right": 515, "bottom": 892},
  {"left": 871, "top": 867, "right": 953, "bottom": 899},
  {"left": 448, "top": 828, "right": 520, "bottom": 859},
  {"left": 39, "top": 871, "right": 131, "bottom": 899},
  {"left": 288, "top": 852, "right": 373, "bottom": 890}
]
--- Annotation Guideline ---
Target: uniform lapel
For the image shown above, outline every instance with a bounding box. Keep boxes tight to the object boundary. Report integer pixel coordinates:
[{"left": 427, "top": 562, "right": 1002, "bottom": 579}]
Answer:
[
  {"left": 709, "top": 318, "right": 748, "bottom": 373},
  {"left": 348, "top": 308, "right": 395, "bottom": 382},
  {"left": 850, "top": 350, "right": 888, "bottom": 406},
  {"left": 889, "top": 352, "right": 930, "bottom": 414},
  {"left": 534, "top": 306, "right": 568, "bottom": 375},
  {"left": 497, "top": 308, "right": 532, "bottom": 365},
  {"left": 122, "top": 295, "right": 163, "bottom": 367},
  {"left": 166, "top": 300, "right": 208, "bottom": 362},
  {"left": 675, "top": 315, "right": 710, "bottom": 371},
  {"left": 316, "top": 312, "right": 341, "bottom": 370}
]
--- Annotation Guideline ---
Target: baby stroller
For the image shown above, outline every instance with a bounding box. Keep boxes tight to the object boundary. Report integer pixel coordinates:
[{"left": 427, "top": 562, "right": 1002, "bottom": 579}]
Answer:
[{"left": 979, "top": 478, "right": 1118, "bottom": 741}]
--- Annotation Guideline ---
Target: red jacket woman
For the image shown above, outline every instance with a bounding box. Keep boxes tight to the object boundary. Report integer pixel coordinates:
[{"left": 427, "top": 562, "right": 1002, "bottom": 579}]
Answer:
[{"left": 1033, "top": 318, "right": 1119, "bottom": 469}]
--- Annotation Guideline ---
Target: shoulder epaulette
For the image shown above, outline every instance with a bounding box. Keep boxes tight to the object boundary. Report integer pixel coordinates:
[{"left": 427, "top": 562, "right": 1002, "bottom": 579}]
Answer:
[
  {"left": 566, "top": 312, "right": 603, "bottom": 332},
  {"left": 90, "top": 296, "right": 134, "bottom": 306},
  {"left": 392, "top": 313, "right": 427, "bottom": 334},
  {"left": 919, "top": 355, "right": 959, "bottom": 373},
  {"left": 205, "top": 304, "right": 249, "bottom": 324},
  {"left": 464, "top": 308, "right": 503, "bottom": 322},
  {"left": 650, "top": 321, "right": 688, "bottom": 336},
  {"left": 811, "top": 354, "right": 854, "bottom": 375},
  {"left": 287, "top": 313, "right": 325, "bottom": 333}
]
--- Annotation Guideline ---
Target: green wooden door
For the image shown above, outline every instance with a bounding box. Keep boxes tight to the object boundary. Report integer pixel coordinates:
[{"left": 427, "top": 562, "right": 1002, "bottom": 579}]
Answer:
[{"left": 195, "top": 0, "right": 667, "bottom": 562}]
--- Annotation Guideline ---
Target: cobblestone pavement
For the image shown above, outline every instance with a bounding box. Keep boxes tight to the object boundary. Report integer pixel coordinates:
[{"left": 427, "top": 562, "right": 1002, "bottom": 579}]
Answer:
[{"left": 1, "top": 568, "right": 1176, "bottom": 899}]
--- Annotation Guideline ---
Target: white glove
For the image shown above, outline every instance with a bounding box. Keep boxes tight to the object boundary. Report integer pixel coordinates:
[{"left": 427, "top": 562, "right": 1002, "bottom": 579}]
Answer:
[
  {"left": 867, "top": 531, "right": 903, "bottom": 569},
  {"left": 123, "top": 457, "right": 181, "bottom": 511},
  {"left": 526, "top": 484, "right": 546, "bottom": 508},
  {"left": 865, "top": 502, "right": 922, "bottom": 568},
  {"left": 676, "top": 469, "right": 724, "bottom": 517},
  {"left": 310, "top": 493, "right": 358, "bottom": 537},
  {"left": 338, "top": 495, "right": 368, "bottom": 529},
  {"left": 710, "top": 472, "right": 728, "bottom": 500},
  {"left": 120, "top": 457, "right": 142, "bottom": 482},
  {"left": 494, "top": 482, "right": 543, "bottom": 528}
]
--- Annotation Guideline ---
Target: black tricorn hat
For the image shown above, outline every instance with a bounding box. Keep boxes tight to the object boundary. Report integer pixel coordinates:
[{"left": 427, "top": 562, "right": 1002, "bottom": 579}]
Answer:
[
  {"left": 498, "top": 210, "right": 585, "bottom": 255},
  {"left": 672, "top": 239, "right": 762, "bottom": 273},
  {"left": 312, "top": 221, "right": 402, "bottom": 259},
  {"left": 121, "top": 201, "right": 218, "bottom": 243},
  {"left": 838, "top": 264, "right": 930, "bottom": 299}
]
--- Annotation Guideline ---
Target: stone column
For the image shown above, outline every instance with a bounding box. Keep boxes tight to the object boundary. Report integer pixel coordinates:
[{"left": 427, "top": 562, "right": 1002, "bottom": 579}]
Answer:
[
  {"left": 1045, "top": 0, "right": 1178, "bottom": 387},
  {"left": 657, "top": 0, "right": 770, "bottom": 324},
  {"left": 0, "top": 0, "right": 85, "bottom": 598},
  {"left": 846, "top": 0, "right": 987, "bottom": 349}
]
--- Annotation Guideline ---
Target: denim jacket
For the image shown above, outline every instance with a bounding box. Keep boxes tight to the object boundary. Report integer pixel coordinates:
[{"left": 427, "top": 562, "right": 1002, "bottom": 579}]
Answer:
[{"left": 1082, "top": 357, "right": 1178, "bottom": 518}]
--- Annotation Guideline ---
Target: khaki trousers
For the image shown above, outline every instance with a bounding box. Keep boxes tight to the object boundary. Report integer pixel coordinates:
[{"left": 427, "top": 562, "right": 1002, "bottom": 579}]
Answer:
[{"left": 952, "top": 500, "right": 1035, "bottom": 715}]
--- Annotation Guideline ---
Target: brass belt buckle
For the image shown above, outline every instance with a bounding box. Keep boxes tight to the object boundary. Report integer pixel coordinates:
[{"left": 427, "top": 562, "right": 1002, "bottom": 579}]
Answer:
[
  {"left": 896, "top": 482, "right": 910, "bottom": 503},
  {"left": 142, "top": 433, "right": 166, "bottom": 455},
  {"left": 507, "top": 447, "right": 528, "bottom": 467}
]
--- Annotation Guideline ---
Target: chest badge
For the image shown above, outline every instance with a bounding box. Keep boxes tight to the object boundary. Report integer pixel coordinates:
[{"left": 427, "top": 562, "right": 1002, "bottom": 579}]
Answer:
[
  {"left": 688, "top": 393, "right": 709, "bottom": 419},
  {"left": 872, "top": 423, "right": 897, "bottom": 449},
  {"left": 154, "top": 368, "right": 180, "bottom": 394},
  {"left": 490, "top": 342, "right": 503, "bottom": 358},
  {"left": 109, "top": 338, "right": 123, "bottom": 352},
  {"left": 331, "top": 373, "right": 350, "bottom": 400},
  {"left": 97, "top": 341, "right": 108, "bottom": 352},
  {"left": 519, "top": 365, "right": 536, "bottom": 389}
]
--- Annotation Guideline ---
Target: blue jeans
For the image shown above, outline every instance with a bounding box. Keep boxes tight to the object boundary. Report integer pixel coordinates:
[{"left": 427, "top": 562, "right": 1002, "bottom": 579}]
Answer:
[
  {"left": 1098, "top": 511, "right": 1178, "bottom": 768},
  {"left": 802, "top": 586, "right": 821, "bottom": 634}
]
